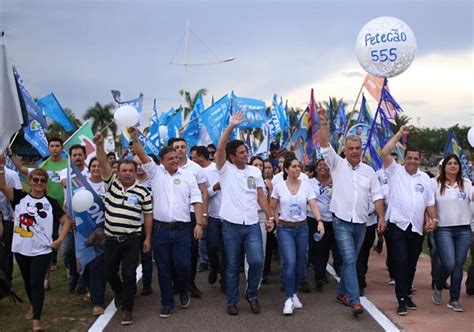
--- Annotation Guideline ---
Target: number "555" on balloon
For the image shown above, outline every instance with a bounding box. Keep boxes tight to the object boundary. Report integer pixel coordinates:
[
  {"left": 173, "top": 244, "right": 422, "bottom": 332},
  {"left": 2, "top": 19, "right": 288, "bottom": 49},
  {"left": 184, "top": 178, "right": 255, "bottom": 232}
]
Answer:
[{"left": 371, "top": 48, "right": 397, "bottom": 62}]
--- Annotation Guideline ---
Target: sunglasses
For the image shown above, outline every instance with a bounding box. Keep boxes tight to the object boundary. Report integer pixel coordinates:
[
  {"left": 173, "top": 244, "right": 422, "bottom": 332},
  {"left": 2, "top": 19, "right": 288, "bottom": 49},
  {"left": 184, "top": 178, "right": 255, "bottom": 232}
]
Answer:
[{"left": 31, "top": 177, "right": 47, "bottom": 184}]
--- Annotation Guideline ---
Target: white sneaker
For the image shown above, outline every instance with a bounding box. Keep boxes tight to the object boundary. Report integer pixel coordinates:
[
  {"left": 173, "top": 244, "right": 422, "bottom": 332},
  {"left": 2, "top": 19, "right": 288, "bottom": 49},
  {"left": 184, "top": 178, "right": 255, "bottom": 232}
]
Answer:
[
  {"left": 292, "top": 294, "right": 303, "bottom": 309},
  {"left": 283, "top": 298, "right": 294, "bottom": 315}
]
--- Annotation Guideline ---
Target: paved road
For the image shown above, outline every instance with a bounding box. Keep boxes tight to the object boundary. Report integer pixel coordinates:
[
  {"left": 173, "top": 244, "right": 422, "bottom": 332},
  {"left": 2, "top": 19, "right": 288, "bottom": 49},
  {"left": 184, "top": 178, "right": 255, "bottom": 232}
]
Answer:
[{"left": 104, "top": 267, "right": 383, "bottom": 331}]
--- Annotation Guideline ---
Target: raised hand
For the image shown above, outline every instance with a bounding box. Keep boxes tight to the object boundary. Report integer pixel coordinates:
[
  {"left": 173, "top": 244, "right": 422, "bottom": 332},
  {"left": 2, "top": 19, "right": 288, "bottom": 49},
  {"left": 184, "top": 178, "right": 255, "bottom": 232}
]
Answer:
[
  {"left": 317, "top": 103, "right": 328, "bottom": 123},
  {"left": 93, "top": 132, "right": 104, "bottom": 145},
  {"left": 127, "top": 126, "right": 137, "bottom": 138},
  {"left": 230, "top": 111, "right": 244, "bottom": 127},
  {"left": 398, "top": 125, "right": 411, "bottom": 136}
]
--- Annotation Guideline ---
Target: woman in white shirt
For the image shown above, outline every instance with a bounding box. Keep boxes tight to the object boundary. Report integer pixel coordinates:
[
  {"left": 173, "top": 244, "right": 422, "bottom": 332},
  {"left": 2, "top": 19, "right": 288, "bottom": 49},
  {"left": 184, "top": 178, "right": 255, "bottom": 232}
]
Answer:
[
  {"left": 431, "top": 154, "right": 472, "bottom": 312},
  {"left": 270, "top": 156, "right": 324, "bottom": 315}
]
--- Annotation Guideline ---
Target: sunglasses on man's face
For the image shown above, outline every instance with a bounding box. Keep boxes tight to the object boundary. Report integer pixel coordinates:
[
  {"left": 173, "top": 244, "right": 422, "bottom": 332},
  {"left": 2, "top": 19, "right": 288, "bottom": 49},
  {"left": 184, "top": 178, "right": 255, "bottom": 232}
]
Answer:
[{"left": 31, "top": 177, "right": 47, "bottom": 184}]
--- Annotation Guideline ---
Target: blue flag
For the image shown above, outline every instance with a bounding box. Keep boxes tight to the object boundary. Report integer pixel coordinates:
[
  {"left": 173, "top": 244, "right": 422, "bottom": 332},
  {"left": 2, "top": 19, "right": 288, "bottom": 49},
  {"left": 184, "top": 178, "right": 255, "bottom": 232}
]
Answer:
[
  {"left": 37, "top": 93, "right": 75, "bottom": 132},
  {"left": 269, "top": 95, "right": 282, "bottom": 141},
  {"left": 200, "top": 95, "right": 231, "bottom": 146},
  {"left": 335, "top": 100, "right": 346, "bottom": 135},
  {"left": 66, "top": 161, "right": 105, "bottom": 273},
  {"left": 443, "top": 130, "right": 472, "bottom": 181},
  {"left": 230, "top": 92, "right": 266, "bottom": 129},
  {"left": 183, "top": 94, "right": 204, "bottom": 150},
  {"left": 146, "top": 100, "right": 160, "bottom": 151},
  {"left": 356, "top": 94, "right": 373, "bottom": 124}
]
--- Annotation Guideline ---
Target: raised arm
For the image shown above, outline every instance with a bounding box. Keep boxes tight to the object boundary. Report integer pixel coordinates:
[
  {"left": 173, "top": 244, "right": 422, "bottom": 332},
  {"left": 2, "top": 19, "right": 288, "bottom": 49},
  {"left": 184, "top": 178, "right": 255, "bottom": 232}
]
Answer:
[
  {"left": 382, "top": 125, "right": 410, "bottom": 168},
  {"left": 128, "top": 127, "right": 151, "bottom": 164},
  {"left": 0, "top": 155, "right": 14, "bottom": 201},
  {"left": 93, "top": 132, "right": 113, "bottom": 180},
  {"left": 8, "top": 150, "right": 29, "bottom": 177},
  {"left": 215, "top": 112, "right": 243, "bottom": 170},
  {"left": 317, "top": 104, "right": 329, "bottom": 148}
]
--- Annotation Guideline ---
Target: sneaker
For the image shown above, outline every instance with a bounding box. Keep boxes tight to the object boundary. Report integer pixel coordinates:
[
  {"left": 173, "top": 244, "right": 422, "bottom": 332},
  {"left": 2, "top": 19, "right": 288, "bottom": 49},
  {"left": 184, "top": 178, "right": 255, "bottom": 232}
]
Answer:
[
  {"left": 292, "top": 294, "right": 303, "bottom": 309},
  {"left": 447, "top": 301, "right": 464, "bottom": 312},
  {"left": 120, "top": 311, "right": 133, "bottom": 325},
  {"left": 180, "top": 293, "right": 190, "bottom": 308},
  {"left": 189, "top": 284, "right": 202, "bottom": 299},
  {"left": 406, "top": 297, "right": 417, "bottom": 310},
  {"left": 336, "top": 294, "right": 350, "bottom": 307},
  {"left": 246, "top": 296, "right": 260, "bottom": 314},
  {"left": 397, "top": 300, "right": 408, "bottom": 316},
  {"left": 432, "top": 289, "right": 442, "bottom": 305},
  {"left": 208, "top": 268, "right": 218, "bottom": 285},
  {"left": 283, "top": 298, "right": 294, "bottom": 315},
  {"left": 43, "top": 280, "right": 49, "bottom": 291},
  {"left": 227, "top": 304, "right": 238, "bottom": 316},
  {"left": 299, "top": 281, "right": 311, "bottom": 293},
  {"left": 351, "top": 303, "right": 364, "bottom": 316},
  {"left": 388, "top": 279, "right": 395, "bottom": 286},
  {"left": 159, "top": 307, "right": 172, "bottom": 318},
  {"left": 92, "top": 306, "right": 104, "bottom": 316}
]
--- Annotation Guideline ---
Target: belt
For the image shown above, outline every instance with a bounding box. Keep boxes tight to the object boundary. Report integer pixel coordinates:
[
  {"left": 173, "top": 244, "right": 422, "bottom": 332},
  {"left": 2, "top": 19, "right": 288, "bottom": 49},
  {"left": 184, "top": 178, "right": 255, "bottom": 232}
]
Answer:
[
  {"left": 156, "top": 221, "right": 188, "bottom": 229},
  {"left": 106, "top": 232, "right": 141, "bottom": 243},
  {"left": 278, "top": 220, "right": 307, "bottom": 228}
]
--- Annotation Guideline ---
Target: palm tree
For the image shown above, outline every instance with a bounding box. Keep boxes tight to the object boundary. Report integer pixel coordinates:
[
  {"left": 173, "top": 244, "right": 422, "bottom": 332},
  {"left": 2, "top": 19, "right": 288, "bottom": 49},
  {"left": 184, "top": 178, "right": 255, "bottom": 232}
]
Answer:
[
  {"left": 83, "top": 102, "right": 117, "bottom": 139},
  {"left": 392, "top": 114, "right": 411, "bottom": 133},
  {"left": 45, "top": 107, "right": 83, "bottom": 140},
  {"left": 179, "top": 89, "right": 207, "bottom": 120},
  {"left": 65, "top": 108, "right": 82, "bottom": 129}
]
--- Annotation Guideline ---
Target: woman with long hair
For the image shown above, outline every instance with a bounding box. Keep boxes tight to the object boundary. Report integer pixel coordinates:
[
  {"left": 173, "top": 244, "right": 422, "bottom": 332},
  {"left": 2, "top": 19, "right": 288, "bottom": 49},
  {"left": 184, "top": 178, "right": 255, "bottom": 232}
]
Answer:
[
  {"left": 431, "top": 154, "right": 472, "bottom": 312},
  {"left": 0, "top": 157, "right": 72, "bottom": 331},
  {"left": 270, "top": 156, "right": 324, "bottom": 315}
]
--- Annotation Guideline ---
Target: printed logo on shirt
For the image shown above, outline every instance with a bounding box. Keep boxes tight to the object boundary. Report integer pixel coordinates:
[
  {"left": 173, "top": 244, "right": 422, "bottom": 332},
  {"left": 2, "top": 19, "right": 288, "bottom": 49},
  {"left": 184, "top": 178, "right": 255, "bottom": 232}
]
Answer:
[
  {"left": 288, "top": 204, "right": 302, "bottom": 219},
  {"left": 48, "top": 170, "right": 61, "bottom": 184},
  {"left": 415, "top": 183, "right": 424, "bottom": 193},
  {"left": 173, "top": 178, "right": 181, "bottom": 185},
  {"left": 16, "top": 202, "right": 48, "bottom": 239},
  {"left": 247, "top": 176, "right": 256, "bottom": 190},
  {"left": 457, "top": 191, "right": 467, "bottom": 200},
  {"left": 127, "top": 195, "right": 139, "bottom": 205},
  {"left": 319, "top": 183, "right": 332, "bottom": 196}
]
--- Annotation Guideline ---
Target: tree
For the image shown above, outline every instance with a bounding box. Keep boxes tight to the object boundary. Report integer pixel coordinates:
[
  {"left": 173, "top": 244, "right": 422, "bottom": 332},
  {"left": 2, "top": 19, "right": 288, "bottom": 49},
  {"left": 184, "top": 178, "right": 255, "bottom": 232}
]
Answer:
[
  {"left": 83, "top": 102, "right": 117, "bottom": 139},
  {"left": 45, "top": 107, "right": 83, "bottom": 140},
  {"left": 391, "top": 114, "right": 412, "bottom": 133},
  {"left": 179, "top": 89, "right": 207, "bottom": 120}
]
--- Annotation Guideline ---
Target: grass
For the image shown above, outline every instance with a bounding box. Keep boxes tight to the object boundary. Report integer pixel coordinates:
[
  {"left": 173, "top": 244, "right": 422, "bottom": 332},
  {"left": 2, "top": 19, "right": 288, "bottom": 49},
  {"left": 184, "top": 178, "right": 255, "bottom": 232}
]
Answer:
[{"left": 0, "top": 263, "right": 113, "bottom": 332}]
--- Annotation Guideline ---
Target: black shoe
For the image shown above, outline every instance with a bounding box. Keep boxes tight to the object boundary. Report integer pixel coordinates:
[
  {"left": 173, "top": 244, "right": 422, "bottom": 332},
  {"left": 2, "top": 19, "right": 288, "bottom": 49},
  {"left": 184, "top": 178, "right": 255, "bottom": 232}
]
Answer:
[
  {"left": 159, "top": 307, "right": 172, "bottom": 318},
  {"left": 406, "top": 297, "right": 417, "bottom": 310},
  {"left": 120, "top": 310, "right": 133, "bottom": 325},
  {"left": 246, "top": 296, "right": 260, "bottom": 314},
  {"left": 180, "top": 292, "right": 190, "bottom": 308},
  {"left": 198, "top": 263, "right": 208, "bottom": 273},
  {"left": 189, "top": 284, "right": 202, "bottom": 299},
  {"left": 397, "top": 300, "right": 408, "bottom": 316},
  {"left": 141, "top": 287, "right": 153, "bottom": 296},
  {"left": 208, "top": 269, "right": 218, "bottom": 285},
  {"left": 299, "top": 281, "right": 311, "bottom": 293},
  {"left": 227, "top": 304, "right": 238, "bottom": 316},
  {"left": 114, "top": 294, "right": 123, "bottom": 310},
  {"left": 68, "top": 279, "right": 78, "bottom": 293},
  {"left": 316, "top": 279, "right": 325, "bottom": 290},
  {"left": 359, "top": 288, "right": 365, "bottom": 297}
]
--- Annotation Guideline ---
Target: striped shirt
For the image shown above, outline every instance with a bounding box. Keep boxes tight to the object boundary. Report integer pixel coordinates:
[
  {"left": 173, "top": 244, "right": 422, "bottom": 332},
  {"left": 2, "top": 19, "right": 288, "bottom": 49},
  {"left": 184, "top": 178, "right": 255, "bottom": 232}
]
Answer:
[{"left": 103, "top": 174, "right": 152, "bottom": 237}]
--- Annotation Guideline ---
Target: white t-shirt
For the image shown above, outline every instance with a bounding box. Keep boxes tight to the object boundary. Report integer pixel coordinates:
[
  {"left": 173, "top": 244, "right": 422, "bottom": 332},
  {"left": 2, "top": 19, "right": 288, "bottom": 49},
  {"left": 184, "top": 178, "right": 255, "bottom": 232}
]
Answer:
[
  {"left": 182, "top": 158, "right": 208, "bottom": 213},
  {"left": 272, "top": 180, "right": 316, "bottom": 222},
  {"left": 307, "top": 178, "right": 332, "bottom": 221},
  {"left": 203, "top": 163, "right": 222, "bottom": 219},
  {"left": 11, "top": 189, "right": 64, "bottom": 256},
  {"left": 432, "top": 178, "right": 472, "bottom": 228},
  {"left": 384, "top": 160, "right": 435, "bottom": 235},
  {"left": 218, "top": 161, "right": 264, "bottom": 225},
  {"left": 59, "top": 167, "right": 89, "bottom": 183},
  {"left": 88, "top": 179, "right": 107, "bottom": 198},
  {"left": 272, "top": 171, "right": 308, "bottom": 187}
]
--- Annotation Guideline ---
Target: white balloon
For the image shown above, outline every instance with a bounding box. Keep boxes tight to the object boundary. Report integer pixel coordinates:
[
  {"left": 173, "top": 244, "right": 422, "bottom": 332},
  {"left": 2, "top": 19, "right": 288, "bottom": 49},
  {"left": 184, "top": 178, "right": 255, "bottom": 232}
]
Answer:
[
  {"left": 355, "top": 16, "right": 417, "bottom": 78},
  {"left": 158, "top": 125, "right": 168, "bottom": 138},
  {"left": 114, "top": 105, "right": 139, "bottom": 127},
  {"left": 72, "top": 190, "right": 94, "bottom": 213},
  {"left": 467, "top": 128, "right": 474, "bottom": 147}
]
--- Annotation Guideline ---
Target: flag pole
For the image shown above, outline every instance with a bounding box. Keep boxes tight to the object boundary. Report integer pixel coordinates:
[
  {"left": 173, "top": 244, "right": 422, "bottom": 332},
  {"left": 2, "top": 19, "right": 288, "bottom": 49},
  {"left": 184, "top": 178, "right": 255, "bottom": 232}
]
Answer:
[
  {"left": 343, "top": 82, "right": 364, "bottom": 137},
  {"left": 7, "top": 131, "right": 20, "bottom": 149}
]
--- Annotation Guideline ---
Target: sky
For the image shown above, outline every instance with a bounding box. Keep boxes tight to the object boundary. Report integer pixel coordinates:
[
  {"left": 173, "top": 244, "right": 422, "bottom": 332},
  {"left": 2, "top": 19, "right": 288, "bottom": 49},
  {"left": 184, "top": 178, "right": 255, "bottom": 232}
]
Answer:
[{"left": 1, "top": 0, "right": 473, "bottom": 128}]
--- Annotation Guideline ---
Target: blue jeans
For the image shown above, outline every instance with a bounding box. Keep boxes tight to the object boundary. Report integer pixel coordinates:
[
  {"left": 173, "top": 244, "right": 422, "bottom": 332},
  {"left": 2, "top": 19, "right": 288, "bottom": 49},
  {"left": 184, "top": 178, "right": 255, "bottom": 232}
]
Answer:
[
  {"left": 206, "top": 217, "right": 225, "bottom": 280},
  {"left": 87, "top": 252, "right": 106, "bottom": 306},
  {"left": 63, "top": 230, "right": 78, "bottom": 285},
  {"left": 277, "top": 224, "right": 308, "bottom": 298},
  {"left": 222, "top": 220, "right": 263, "bottom": 305},
  {"left": 153, "top": 222, "right": 192, "bottom": 310},
  {"left": 332, "top": 216, "right": 366, "bottom": 306},
  {"left": 199, "top": 230, "right": 209, "bottom": 265},
  {"left": 434, "top": 225, "right": 472, "bottom": 301},
  {"left": 140, "top": 234, "right": 153, "bottom": 290}
]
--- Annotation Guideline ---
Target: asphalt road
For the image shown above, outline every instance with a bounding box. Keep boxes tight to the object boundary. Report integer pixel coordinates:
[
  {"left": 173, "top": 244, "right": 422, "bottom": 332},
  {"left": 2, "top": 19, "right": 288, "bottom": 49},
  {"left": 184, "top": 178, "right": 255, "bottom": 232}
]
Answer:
[{"left": 104, "top": 266, "right": 383, "bottom": 332}]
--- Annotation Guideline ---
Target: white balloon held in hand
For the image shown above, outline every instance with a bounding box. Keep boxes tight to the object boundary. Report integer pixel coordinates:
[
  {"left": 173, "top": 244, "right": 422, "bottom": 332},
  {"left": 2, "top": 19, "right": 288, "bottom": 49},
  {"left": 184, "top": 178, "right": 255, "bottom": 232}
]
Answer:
[
  {"left": 114, "top": 105, "right": 139, "bottom": 128},
  {"left": 72, "top": 190, "right": 94, "bottom": 213}
]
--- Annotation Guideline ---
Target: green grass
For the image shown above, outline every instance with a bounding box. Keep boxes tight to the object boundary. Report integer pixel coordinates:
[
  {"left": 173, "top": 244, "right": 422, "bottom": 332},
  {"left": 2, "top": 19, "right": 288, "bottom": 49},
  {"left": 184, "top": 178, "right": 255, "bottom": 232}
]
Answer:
[{"left": 0, "top": 264, "right": 113, "bottom": 332}]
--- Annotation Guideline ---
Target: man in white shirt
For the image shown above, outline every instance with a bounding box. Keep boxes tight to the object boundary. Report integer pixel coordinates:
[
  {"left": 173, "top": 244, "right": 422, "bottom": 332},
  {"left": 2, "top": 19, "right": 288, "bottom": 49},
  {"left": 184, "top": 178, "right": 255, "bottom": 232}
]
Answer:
[
  {"left": 319, "top": 106, "right": 385, "bottom": 316},
  {"left": 130, "top": 128, "right": 203, "bottom": 318},
  {"left": 191, "top": 146, "right": 224, "bottom": 288},
  {"left": 382, "top": 125, "right": 437, "bottom": 316},
  {"left": 215, "top": 112, "right": 274, "bottom": 316},
  {"left": 169, "top": 137, "right": 209, "bottom": 298}
]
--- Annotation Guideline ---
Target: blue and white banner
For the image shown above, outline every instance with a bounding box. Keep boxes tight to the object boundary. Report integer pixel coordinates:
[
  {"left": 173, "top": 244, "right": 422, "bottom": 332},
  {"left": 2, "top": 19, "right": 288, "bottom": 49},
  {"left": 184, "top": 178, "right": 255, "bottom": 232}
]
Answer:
[
  {"left": 37, "top": 93, "right": 75, "bottom": 132},
  {"left": 269, "top": 95, "right": 282, "bottom": 141},
  {"left": 230, "top": 92, "right": 266, "bottom": 129},
  {"left": 183, "top": 94, "right": 204, "bottom": 150},
  {"left": 443, "top": 130, "right": 472, "bottom": 181},
  {"left": 200, "top": 95, "right": 231, "bottom": 146}
]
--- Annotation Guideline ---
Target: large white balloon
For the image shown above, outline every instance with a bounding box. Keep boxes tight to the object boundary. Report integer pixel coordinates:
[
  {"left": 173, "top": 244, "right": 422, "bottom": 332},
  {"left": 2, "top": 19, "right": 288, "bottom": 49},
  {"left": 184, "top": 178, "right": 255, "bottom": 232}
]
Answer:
[
  {"left": 72, "top": 190, "right": 94, "bottom": 213},
  {"left": 355, "top": 16, "right": 417, "bottom": 78},
  {"left": 467, "top": 128, "right": 474, "bottom": 147},
  {"left": 114, "top": 105, "right": 139, "bottom": 128}
]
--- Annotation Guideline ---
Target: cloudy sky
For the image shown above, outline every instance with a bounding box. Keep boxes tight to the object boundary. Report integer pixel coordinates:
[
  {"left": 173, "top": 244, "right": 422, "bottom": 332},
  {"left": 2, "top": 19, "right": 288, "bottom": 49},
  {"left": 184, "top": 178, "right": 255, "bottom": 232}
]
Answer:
[{"left": 2, "top": 0, "right": 473, "bottom": 128}]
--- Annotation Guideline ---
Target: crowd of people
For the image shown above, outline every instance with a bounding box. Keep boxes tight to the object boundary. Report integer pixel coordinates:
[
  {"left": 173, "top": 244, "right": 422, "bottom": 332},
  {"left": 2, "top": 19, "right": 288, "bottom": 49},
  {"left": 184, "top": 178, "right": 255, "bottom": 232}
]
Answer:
[{"left": 0, "top": 107, "right": 473, "bottom": 330}]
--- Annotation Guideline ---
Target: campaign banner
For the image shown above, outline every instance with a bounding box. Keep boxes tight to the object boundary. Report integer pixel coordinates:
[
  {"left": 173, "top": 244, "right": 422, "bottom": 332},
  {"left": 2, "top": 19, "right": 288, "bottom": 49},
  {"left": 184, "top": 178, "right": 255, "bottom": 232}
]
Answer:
[
  {"left": 231, "top": 92, "right": 266, "bottom": 129},
  {"left": 200, "top": 95, "right": 231, "bottom": 146}
]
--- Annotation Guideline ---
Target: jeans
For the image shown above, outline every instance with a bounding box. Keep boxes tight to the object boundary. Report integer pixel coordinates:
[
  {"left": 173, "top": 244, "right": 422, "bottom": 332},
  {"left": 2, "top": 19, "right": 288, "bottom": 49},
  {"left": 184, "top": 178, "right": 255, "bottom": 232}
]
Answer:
[
  {"left": 15, "top": 253, "right": 52, "bottom": 320},
  {"left": 140, "top": 234, "right": 153, "bottom": 290},
  {"left": 434, "top": 225, "right": 472, "bottom": 301},
  {"left": 222, "top": 220, "right": 263, "bottom": 305},
  {"left": 206, "top": 217, "right": 226, "bottom": 281},
  {"left": 104, "top": 234, "right": 141, "bottom": 312},
  {"left": 83, "top": 251, "right": 106, "bottom": 307},
  {"left": 357, "top": 224, "right": 377, "bottom": 290},
  {"left": 245, "top": 218, "right": 267, "bottom": 283},
  {"left": 190, "top": 213, "right": 199, "bottom": 285},
  {"left": 386, "top": 223, "right": 424, "bottom": 301},
  {"left": 332, "top": 216, "right": 366, "bottom": 306},
  {"left": 1, "top": 220, "right": 14, "bottom": 281},
  {"left": 263, "top": 228, "right": 278, "bottom": 276},
  {"left": 277, "top": 224, "right": 308, "bottom": 298},
  {"left": 383, "top": 222, "right": 395, "bottom": 279},
  {"left": 308, "top": 217, "right": 340, "bottom": 281},
  {"left": 63, "top": 230, "right": 79, "bottom": 285},
  {"left": 428, "top": 233, "right": 444, "bottom": 287},
  {"left": 153, "top": 222, "right": 192, "bottom": 310},
  {"left": 199, "top": 229, "right": 209, "bottom": 265}
]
